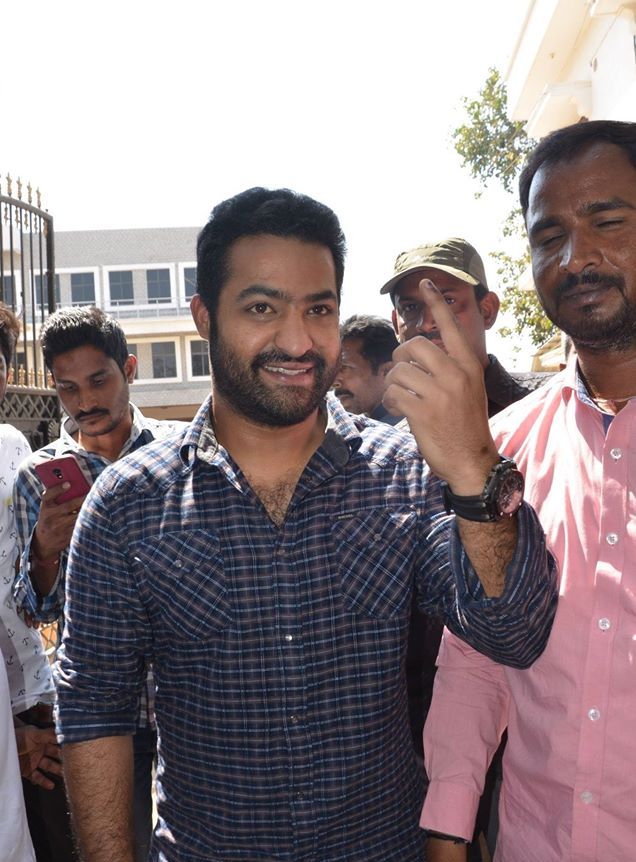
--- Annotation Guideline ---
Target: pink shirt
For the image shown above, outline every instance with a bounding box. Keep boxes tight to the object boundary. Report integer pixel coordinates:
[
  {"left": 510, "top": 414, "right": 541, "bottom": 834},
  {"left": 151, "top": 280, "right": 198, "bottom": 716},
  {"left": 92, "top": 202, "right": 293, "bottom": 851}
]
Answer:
[{"left": 421, "top": 360, "right": 636, "bottom": 862}]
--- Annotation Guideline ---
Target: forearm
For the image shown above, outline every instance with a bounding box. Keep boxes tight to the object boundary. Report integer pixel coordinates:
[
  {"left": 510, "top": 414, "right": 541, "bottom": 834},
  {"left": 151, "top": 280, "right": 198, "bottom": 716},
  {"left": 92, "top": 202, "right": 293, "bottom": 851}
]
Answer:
[
  {"left": 28, "top": 546, "right": 63, "bottom": 597},
  {"left": 64, "top": 735, "right": 135, "bottom": 862},
  {"left": 457, "top": 515, "right": 517, "bottom": 597}
]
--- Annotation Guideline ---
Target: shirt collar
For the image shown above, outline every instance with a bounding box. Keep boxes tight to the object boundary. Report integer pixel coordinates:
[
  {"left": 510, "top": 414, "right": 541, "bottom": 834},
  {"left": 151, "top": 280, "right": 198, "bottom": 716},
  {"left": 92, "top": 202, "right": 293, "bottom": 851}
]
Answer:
[
  {"left": 179, "top": 392, "right": 364, "bottom": 471},
  {"left": 59, "top": 403, "right": 153, "bottom": 456}
]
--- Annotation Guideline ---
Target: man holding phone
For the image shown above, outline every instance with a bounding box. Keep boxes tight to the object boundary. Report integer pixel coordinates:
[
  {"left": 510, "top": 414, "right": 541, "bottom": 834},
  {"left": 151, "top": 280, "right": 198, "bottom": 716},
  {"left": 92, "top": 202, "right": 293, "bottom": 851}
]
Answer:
[{"left": 13, "top": 306, "right": 183, "bottom": 862}]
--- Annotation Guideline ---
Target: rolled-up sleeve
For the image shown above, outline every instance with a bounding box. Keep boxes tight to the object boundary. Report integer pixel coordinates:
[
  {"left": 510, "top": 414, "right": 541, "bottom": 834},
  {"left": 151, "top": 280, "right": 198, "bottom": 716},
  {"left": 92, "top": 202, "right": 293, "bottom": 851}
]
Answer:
[
  {"left": 416, "top": 476, "right": 558, "bottom": 669},
  {"left": 55, "top": 480, "right": 148, "bottom": 744}
]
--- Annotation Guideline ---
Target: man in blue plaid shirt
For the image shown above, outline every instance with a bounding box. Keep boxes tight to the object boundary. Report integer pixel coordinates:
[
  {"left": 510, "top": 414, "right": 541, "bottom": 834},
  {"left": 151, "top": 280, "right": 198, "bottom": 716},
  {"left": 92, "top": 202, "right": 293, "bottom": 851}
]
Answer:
[
  {"left": 55, "top": 188, "right": 557, "bottom": 862},
  {"left": 13, "top": 307, "right": 184, "bottom": 862}
]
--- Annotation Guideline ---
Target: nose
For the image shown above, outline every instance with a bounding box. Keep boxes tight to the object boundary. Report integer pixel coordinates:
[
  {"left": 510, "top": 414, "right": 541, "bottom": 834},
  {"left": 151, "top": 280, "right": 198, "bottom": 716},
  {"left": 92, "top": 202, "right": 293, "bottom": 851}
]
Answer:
[
  {"left": 274, "top": 310, "right": 314, "bottom": 357},
  {"left": 77, "top": 387, "right": 99, "bottom": 413},
  {"left": 415, "top": 304, "right": 437, "bottom": 335},
  {"left": 559, "top": 229, "right": 603, "bottom": 275}
]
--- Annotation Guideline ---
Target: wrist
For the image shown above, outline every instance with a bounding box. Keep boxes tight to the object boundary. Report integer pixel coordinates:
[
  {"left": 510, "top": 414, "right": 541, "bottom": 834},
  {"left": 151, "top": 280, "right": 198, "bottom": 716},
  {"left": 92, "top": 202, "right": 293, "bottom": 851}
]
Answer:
[
  {"left": 445, "top": 450, "right": 500, "bottom": 496},
  {"left": 30, "top": 548, "right": 61, "bottom": 568}
]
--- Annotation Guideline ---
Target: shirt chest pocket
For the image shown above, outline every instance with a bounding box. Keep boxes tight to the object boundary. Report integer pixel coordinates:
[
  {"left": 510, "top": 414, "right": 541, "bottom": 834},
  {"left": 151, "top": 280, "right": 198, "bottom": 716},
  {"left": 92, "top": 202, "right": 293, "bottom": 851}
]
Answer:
[
  {"left": 331, "top": 508, "right": 417, "bottom": 619},
  {"left": 131, "top": 530, "right": 231, "bottom": 641}
]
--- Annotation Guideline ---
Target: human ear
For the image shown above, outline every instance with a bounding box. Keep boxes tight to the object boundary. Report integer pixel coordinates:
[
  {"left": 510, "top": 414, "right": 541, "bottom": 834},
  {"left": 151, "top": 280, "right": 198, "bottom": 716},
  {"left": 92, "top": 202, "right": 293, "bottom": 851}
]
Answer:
[{"left": 479, "top": 291, "right": 500, "bottom": 330}]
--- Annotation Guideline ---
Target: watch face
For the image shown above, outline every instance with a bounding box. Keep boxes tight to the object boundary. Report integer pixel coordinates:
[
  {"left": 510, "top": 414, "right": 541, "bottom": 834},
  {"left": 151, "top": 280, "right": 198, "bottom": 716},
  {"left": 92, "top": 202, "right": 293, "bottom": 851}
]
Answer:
[{"left": 497, "top": 470, "right": 524, "bottom": 516}]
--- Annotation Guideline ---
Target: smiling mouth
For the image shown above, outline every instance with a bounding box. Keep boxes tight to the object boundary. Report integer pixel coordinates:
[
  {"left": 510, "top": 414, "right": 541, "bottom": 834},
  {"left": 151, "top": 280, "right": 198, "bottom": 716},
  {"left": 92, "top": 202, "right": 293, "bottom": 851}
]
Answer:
[{"left": 262, "top": 365, "right": 312, "bottom": 377}]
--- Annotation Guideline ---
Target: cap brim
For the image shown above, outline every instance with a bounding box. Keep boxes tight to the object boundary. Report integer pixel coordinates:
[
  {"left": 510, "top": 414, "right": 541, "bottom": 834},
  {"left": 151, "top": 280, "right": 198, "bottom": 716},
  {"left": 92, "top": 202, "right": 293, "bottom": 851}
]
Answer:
[{"left": 380, "top": 264, "right": 480, "bottom": 296}]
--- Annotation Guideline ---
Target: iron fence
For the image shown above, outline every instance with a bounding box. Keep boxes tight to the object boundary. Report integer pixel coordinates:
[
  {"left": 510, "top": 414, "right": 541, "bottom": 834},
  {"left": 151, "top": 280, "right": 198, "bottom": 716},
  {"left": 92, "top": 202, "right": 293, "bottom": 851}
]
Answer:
[{"left": 0, "top": 175, "right": 59, "bottom": 446}]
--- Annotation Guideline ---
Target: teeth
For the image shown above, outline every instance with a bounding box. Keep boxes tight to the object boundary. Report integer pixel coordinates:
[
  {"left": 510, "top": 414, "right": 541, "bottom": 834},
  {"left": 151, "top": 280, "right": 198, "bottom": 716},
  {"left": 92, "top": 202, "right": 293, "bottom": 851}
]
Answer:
[{"left": 264, "top": 366, "right": 307, "bottom": 376}]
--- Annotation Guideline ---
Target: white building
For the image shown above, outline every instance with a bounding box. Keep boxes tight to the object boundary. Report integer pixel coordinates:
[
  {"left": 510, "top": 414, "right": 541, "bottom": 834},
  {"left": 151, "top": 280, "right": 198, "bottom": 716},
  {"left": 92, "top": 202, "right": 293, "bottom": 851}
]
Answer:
[{"left": 506, "top": 0, "right": 636, "bottom": 136}]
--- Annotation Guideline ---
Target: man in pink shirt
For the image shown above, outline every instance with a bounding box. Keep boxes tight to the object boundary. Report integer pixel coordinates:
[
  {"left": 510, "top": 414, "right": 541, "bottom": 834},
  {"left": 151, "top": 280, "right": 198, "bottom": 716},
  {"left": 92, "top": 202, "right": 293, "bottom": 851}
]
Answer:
[{"left": 421, "top": 119, "right": 636, "bottom": 862}]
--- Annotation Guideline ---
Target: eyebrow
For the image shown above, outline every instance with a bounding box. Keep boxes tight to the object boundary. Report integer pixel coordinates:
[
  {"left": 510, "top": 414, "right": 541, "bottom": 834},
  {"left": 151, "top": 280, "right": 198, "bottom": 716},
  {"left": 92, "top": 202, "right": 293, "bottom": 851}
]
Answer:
[
  {"left": 235, "top": 285, "right": 337, "bottom": 304},
  {"left": 578, "top": 197, "right": 636, "bottom": 216},
  {"left": 55, "top": 369, "right": 109, "bottom": 385},
  {"left": 529, "top": 197, "right": 636, "bottom": 240}
]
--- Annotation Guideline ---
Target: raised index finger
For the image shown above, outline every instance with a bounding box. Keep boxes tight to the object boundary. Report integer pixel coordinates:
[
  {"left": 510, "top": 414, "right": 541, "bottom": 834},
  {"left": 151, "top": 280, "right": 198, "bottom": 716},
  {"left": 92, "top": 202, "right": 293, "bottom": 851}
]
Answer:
[{"left": 417, "top": 278, "right": 474, "bottom": 363}]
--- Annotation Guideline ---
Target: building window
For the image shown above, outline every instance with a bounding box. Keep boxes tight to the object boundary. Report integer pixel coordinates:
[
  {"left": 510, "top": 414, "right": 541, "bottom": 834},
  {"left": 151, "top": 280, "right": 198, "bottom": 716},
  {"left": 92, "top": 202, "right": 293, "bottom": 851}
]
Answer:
[
  {"left": 146, "top": 269, "right": 171, "bottom": 304},
  {"left": 71, "top": 272, "right": 95, "bottom": 306},
  {"left": 34, "top": 274, "right": 61, "bottom": 311},
  {"left": 190, "top": 340, "right": 209, "bottom": 377},
  {"left": 184, "top": 267, "right": 197, "bottom": 300},
  {"left": 151, "top": 342, "right": 177, "bottom": 378},
  {"left": 109, "top": 270, "right": 134, "bottom": 305},
  {"left": 1, "top": 275, "right": 16, "bottom": 307}
]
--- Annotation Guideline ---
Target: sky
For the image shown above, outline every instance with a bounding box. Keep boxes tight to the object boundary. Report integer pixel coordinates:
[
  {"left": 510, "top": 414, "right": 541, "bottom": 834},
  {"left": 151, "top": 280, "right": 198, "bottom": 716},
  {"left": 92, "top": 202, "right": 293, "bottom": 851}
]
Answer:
[{"left": 2, "top": 0, "right": 534, "bottom": 366}]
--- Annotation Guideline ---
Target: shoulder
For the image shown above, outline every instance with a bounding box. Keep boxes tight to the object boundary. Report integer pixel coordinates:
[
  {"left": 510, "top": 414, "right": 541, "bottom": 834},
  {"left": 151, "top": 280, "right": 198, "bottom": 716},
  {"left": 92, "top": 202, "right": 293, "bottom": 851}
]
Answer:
[
  {"left": 0, "top": 423, "right": 30, "bottom": 455},
  {"left": 354, "top": 414, "right": 421, "bottom": 465},
  {"left": 490, "top": 371, "right": 565, "bottom": 443},
  {"left": 94, "top": 426, "right": 189, "bottom": 500}
]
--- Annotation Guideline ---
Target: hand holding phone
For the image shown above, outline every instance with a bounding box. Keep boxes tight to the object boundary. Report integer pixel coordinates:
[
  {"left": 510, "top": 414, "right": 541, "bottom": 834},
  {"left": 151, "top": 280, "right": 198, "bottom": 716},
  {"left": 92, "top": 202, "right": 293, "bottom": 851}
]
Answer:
[
  {"left": 30, "top": 456, "right": 93, "bottom": 584},
  {"left": 35, "top": 455, "right": 92, "bottom": 503}
]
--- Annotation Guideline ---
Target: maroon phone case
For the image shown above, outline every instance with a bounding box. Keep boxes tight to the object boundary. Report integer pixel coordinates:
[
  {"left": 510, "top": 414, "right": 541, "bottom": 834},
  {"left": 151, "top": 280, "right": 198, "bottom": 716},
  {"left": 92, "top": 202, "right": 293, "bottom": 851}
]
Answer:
[{"left": 34, "top": 455, "right": 92, "bottom": 504}]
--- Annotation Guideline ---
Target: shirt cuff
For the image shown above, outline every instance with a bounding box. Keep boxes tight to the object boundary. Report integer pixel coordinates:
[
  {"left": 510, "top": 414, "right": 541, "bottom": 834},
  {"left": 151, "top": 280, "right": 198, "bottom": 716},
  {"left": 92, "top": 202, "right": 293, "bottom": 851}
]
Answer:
[
  {"left": 420, "top": 779, "right": 480, "bottom": 841},
  {"left": 14, "top": 536, "right": 65, "bottom": 623}
]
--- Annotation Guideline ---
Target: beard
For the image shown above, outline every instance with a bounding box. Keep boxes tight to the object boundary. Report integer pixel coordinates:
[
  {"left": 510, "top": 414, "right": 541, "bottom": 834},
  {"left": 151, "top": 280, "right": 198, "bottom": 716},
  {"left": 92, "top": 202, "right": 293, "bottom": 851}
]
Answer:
[
  {"left": 546, "top": 270, "right": 636, "bottom": 353},
  {"left": 209, "top": 334, "right": 338, "bottom": 427}
]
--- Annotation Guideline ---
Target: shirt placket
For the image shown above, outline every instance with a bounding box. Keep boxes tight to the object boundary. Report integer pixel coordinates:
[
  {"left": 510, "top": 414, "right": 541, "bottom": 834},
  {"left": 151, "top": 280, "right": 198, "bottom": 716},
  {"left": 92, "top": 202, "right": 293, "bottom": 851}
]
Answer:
[
  {"left": 570, "top": 410, "right": 629, "bottom": 861},
  {"left": 273, "top": 518, "right": 316, "bottom": 859}
]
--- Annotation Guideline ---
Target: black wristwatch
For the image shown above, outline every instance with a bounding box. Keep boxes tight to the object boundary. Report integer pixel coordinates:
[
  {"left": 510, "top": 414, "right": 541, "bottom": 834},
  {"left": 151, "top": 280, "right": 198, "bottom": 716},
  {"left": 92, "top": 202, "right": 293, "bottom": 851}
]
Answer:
[{"left": 442, "top": 458, "right": 524, "bottom": 523}]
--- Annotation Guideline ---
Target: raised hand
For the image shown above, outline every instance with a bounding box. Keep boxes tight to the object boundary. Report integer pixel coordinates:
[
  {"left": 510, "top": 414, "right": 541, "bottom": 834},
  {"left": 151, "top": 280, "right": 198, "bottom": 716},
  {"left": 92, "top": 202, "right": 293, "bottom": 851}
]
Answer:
[{"left": 383, "top": 278, "right": 499, "bottom": 494}]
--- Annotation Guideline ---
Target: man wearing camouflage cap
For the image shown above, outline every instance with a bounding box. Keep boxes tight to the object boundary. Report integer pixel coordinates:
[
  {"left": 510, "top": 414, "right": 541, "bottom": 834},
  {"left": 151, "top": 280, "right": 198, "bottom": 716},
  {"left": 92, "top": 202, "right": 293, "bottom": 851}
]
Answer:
[{"left": 381, "top": 237, "right": 546, "bottom": 415}]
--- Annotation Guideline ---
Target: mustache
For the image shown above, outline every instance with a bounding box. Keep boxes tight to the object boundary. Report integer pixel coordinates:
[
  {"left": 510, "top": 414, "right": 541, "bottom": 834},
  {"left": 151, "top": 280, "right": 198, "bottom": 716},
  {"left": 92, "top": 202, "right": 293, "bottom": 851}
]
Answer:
[
  {"left": 556, "top": 270, "right": 625, "bottom": 304},
  {"left": 252, "top": 349, "right": 326, "bottom": 372},
  {"left": 334, "top": 388, "right": 353, "bottom": 398},
  {"left": 75, "top": 408, "right": 108, "bottom": 421}
]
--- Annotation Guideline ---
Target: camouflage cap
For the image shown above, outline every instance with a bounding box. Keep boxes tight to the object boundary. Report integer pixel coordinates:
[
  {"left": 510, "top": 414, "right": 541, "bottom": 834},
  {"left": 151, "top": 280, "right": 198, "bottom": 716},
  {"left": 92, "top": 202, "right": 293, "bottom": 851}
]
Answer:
[{"left": 379, "top": 237, "right": 488, "bottom": 296}]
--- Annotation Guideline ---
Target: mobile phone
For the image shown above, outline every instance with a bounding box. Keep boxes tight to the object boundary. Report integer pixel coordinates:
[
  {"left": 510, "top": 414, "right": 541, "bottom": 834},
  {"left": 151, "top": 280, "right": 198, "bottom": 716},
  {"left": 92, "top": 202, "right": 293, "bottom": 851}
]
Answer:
[{"left": 34, "top": 455, "right": 92, "bottom": 504}]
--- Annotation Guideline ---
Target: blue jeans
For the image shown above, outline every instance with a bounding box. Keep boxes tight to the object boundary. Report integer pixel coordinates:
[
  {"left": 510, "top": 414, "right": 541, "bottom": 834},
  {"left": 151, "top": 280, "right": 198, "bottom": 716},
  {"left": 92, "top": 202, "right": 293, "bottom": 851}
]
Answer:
[{"left": 133, "top": 726, "right": 157, "bottom": 862}]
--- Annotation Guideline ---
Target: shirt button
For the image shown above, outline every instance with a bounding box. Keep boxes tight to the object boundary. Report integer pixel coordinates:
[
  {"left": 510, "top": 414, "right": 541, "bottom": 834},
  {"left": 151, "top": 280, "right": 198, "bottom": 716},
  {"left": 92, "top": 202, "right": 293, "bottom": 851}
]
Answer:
[
  {"left": 606, "top": 533, "right": 619, "bottom": 545},
  {"left": 290, "top": 714, "right": 300, "bottom": 725},
  {"left": 610, "top": 448, "right": 622, "bottom": 460},
  {"left": 580, "top": 791, "right": 594, "bottom": 804},
  {"left": 588, "top": 708, "right": 601, "bottom": 721},
  {"left": 283, "top": 634, "right": 294, "bottom": 643},
  {"left": 598, "top": 618, "right": 611, "bottom": 631},
  {"left": 174, "top": 559, "right": 183, "bottom": 568}
]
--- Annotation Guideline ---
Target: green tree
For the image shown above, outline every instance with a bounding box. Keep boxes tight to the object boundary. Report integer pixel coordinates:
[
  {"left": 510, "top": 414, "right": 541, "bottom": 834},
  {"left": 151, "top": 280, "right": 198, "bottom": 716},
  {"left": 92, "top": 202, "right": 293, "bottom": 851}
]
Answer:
[{"left": 453, "top": 68, "right": 556, "bottom": 348}]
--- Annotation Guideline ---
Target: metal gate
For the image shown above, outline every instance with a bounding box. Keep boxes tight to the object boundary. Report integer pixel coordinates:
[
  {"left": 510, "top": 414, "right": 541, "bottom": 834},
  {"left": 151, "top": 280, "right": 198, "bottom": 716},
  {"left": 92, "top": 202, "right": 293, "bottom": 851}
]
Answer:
[{"left": 0, "top": 174, "right": 59, "bottom": 447}]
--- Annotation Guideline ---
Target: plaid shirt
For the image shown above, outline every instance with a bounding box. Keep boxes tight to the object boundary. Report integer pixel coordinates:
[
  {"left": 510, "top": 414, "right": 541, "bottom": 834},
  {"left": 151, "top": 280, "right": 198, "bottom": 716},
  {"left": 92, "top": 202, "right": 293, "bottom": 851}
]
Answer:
[
  {"left": 13, "top": 404, "right": 184, "bottom": 727},
  {"left": 55, "top": 395, "right": 556, "bottom": 862}
]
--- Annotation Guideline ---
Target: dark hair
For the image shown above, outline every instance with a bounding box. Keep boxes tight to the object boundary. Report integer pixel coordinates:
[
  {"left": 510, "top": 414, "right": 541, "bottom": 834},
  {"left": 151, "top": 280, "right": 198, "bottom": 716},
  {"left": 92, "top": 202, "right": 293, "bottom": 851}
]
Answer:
[
  {"left": 196, "top": 187, "right": 346, "bottom": 321},
  {"left": 0, "top": 303, "right": 20, "bottom": 367},
  {"left": 40, "top": 307, "right": 129, "bottom": 372},
  {"left": 520, "top": 120, "right": 636, "bottom": 217},
  {"left": 340, "top": 314, "right": 398, "bottom": 373}
]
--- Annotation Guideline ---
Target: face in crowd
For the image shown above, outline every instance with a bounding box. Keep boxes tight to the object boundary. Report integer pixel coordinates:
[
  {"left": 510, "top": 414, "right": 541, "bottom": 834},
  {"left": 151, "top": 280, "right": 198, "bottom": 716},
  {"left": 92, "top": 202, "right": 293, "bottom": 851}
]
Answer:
[
  {"left": 391, "top": 269, "right": 499, "bottom": 368},
  {"left": 51, "top": 346, "right": 137, "bottom": 438},
  {"left": 192, "top": 234, "right": 341, "bottom": 427},
  {"left": 525, "top": 141, "right": 636, "bottom": 353},
  {"left": 333, "top": 336, "right": 392, "bottom": 416}
]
